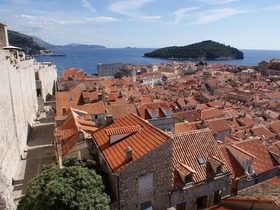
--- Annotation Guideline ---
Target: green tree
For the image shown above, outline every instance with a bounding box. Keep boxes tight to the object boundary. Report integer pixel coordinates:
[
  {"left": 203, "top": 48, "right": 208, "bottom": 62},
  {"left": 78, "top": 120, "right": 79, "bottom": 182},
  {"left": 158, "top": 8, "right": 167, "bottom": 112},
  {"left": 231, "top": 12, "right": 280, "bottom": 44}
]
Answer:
[{"left": 18, "top": 160, "right": 110, "bottom": 210}]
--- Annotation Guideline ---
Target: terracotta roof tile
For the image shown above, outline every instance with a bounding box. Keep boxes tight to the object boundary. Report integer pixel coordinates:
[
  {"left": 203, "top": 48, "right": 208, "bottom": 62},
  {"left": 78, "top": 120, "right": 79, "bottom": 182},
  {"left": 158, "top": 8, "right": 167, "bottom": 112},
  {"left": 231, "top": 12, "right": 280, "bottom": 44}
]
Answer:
[
  {"left": 236, "top": 117, "right": 255, "bottom": 127},
  {"left": 172, "top": 110, "right": 201, "bottom": 122},
  {"left": 54, "top": 108, "right": 97, "bottom": 156},
  {"left": 219, "top": 146, "right": 246, "bottom": 179},
  {"left": 251, "top": 125, "right": 276, "bottom": 139},
  {"left": 105, "top": 125, "right": 141, "bottom": 136},
  {"left": 106, "top": 103, "right": 137, "bottom": 119},
  {"left": 175, "top": 122, "right": 195, "bottom": 134},
  {"left": 206, "top": 118, "right": 231, "bottom": 134},
  {"left": 226, "top": 144, "right": 255, "bottom": 161},
  {"left": 201, "top": 108, "right": 224, "bottom": 120},
  {"left": 172, "top": 129, "right": 231, "bottom": 188},
  {"left": 270, "top": 120, "right": 280, "bottom": 134},
  {"left": 227, "top": 176, "right": 280, "bottom": 207},
  {"left": 233, "top": 139, "right": 278, "bottom": 174},
  {"left": 92, "top": 113, "right": 170, "bottom": 172}
]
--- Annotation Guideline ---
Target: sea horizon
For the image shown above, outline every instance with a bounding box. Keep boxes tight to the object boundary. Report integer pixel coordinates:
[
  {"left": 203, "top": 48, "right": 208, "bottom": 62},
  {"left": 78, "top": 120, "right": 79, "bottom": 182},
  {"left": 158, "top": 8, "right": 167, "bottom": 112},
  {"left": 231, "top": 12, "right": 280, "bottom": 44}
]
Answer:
[{"left": 34, "top": 48, "right": 280, "bottom": 75}]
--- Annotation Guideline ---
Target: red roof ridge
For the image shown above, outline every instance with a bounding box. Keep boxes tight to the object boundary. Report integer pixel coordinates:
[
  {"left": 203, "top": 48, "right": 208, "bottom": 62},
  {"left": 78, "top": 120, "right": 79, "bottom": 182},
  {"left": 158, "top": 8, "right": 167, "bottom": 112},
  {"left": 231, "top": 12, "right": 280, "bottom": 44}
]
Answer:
[
  {"left": 105, "top": 125, "right": 142, "bottom": 136},
  {"left": 208, "top": 155, "right": 225, "bottom": 165},
  {"left": 228, "top": 144, "right": 256, "bottom": 159},
  {"left": 172, "top": 128, "right": 211, "bottom": 137},
  {"left": 179, "top": 162, "right": 197, "bottom": 174}
]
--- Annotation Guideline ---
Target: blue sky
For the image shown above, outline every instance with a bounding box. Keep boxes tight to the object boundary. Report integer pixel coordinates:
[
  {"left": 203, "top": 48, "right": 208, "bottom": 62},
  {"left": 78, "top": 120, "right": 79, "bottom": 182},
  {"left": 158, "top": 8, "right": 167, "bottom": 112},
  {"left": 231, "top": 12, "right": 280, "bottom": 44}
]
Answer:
[{"left": 1, "top": 0, "right": 280, "bottom": 49}]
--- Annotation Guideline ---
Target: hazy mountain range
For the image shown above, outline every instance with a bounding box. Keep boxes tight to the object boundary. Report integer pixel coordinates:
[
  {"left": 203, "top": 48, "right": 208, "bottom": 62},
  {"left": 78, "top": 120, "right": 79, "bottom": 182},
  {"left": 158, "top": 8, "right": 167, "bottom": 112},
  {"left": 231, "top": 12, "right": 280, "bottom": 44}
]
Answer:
[{"left": 31, "top": 36, "right": 106, "bottom": 50}]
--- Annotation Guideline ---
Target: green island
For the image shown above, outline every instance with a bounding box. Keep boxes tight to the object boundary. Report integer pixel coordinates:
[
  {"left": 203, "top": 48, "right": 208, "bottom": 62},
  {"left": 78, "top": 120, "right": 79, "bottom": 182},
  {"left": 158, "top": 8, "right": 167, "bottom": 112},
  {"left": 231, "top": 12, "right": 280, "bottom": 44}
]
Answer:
[{"left": 144, "top": 40, "right": 244, "bottom": 60}]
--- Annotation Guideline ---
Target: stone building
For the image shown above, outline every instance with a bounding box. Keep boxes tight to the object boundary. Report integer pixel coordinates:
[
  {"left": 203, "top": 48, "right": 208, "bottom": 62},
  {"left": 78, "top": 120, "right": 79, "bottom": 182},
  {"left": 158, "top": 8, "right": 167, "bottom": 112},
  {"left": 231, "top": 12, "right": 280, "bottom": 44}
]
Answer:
[
  {"left": 91, "top": 113, "right": 173, "bottom": 210},
  {"left": 171, "top": 129, "right": 232, "bottom": 210},
  {"left": 136, "top": 101, "right": 175, "bottom": 133},
  {"left": 97, "top": 63, "right": 125, "bottom": 78},
  {"left": 258, "top": 59, "right": 280, "bottom": 75}
]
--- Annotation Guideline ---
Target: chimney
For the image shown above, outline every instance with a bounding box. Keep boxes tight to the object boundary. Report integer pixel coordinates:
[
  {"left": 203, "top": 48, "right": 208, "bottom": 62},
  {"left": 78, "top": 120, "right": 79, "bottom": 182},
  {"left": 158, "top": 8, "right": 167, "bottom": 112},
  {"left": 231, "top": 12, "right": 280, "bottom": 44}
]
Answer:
[
  {"left": 98, "top": 93, "right": 102, "bottom": 101},
  {"left": 125, "top": 147, "right": 133, "bottom": 163},
  {"left": 266, "top": 139, "right": 273, "bottom": 147},
  {"left": 106, "top": 114, "right": 114, "bottom": 125},
  {"left": 0, "top": 23, "right": 9, "bottom": 48}
]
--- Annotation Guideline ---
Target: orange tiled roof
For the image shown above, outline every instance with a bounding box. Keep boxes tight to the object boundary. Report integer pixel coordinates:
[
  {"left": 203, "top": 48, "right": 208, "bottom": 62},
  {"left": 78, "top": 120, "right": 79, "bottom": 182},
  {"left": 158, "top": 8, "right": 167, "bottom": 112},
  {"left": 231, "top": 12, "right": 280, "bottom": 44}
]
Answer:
[
  {"left": 251, "top": 125, "right": 276, "bottom": 139},
  {"left": 232, "top": 139, "right": 278, "bottom": 174},
  {"left": 206, "top": 118, "right": 231, "bottom": 134},
  {"left": 207, "top": 100, "right": 224, "bottom": 108},
  {"left": 137, "top": 101, "right": 171, "bottom": 119},
  {"left": 236, "top": 117, "right": 255, "bottom": 127},
  {"left": 175, "top": 122, "right": 195, "bottom": 134},
  {"left": 172, "top": 129, "right": 231, "bottom": 188},
  {"left": 105, "top": 125, "right": 141, "bottom": 136},
  {"left": 54, "top": 108, "right": 97, "bottom": 156},
  {"left": 92, "top": 113, "right": 170, "bottom": 172},
  {"left": 219, "top": 146, "right": 246, "bottom": 179},
  {"left": 226, "top": 176, "right": 280, "bottom": 207},
  {"left": 270, "top": 120, "right": 280, "bottom": 134},
  {"left": 226, "top": 144, "right": 255, "bottom": 161},
  {"left": 106, "top": 103, "right": 137, "bottom": 119},
  {"left": 201, "top": 108, "right": 224, "bottom": 120}
]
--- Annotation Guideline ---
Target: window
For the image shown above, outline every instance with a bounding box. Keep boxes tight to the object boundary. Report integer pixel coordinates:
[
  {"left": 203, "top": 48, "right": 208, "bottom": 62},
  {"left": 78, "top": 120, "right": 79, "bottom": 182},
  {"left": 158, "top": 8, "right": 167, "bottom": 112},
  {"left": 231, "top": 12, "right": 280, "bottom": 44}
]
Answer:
[
  {"left": 185, "top": 174, "right": 192, "bottom": 183},
  {"left": 197, "top": 157, "right": 205, "bottom": 165},
  {"left": 216, "top": 166, "right": 222, "bottom": 174},
  {"left": 214, "top": 190, "right": 222, "bottom": 205},
  {"left": 140, "top": 201, "right": 152, "bottom": 210},
  {"left": 176, "top": 202, "right": 186, "bottom": 210},
  {"left": 197, "top": 196, "right": 209, "bottom": 209},
  {"left": 138, "top": 173, "right": 153, "bottom": 194}
]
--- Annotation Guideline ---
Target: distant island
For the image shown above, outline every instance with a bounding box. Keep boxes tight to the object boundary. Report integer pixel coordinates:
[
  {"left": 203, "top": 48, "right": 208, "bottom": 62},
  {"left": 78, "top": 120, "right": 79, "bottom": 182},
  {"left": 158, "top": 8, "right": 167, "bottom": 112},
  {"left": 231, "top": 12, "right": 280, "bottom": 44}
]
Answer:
[
  {"left": 144, "top": 40, "right": 244, "bottom": 60},
  {"left": 32, "top": 37, "right": 106, "bottom": 50}
]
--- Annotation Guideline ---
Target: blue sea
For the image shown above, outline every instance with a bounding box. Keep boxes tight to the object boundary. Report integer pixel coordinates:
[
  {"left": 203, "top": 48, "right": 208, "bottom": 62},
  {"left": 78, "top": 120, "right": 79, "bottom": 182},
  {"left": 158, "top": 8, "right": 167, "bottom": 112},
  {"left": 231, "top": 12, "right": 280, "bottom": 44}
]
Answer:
[{"left": 34, "top": 48, "right": 280, "bottom": 75}]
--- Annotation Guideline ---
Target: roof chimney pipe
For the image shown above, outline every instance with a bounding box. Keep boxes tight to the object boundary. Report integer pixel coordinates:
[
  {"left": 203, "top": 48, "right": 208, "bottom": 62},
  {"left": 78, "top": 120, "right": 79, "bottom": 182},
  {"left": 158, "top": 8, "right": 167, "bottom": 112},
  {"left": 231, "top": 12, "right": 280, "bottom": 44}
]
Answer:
[{"left": 125, "top": 147, "right": 133, "bottom": 163}]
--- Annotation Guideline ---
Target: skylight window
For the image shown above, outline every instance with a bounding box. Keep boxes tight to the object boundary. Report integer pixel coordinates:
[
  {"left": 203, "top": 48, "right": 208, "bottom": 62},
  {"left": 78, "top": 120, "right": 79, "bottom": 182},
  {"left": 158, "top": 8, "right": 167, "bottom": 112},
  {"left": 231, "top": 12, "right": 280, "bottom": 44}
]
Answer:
[{"left": 197, "top": 157, "right": 205, "bottom": 165}]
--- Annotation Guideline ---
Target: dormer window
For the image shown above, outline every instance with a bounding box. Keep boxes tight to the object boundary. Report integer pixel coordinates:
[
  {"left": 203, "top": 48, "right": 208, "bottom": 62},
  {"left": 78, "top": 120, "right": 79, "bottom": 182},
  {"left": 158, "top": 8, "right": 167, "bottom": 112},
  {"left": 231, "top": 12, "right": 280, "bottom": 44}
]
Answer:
[
  {"left": 176, "top": 162, "right": 196, "bottom": 185},
  {"left": 208, "top": 155, "right": 225, "bottom": 175},
  {"left": 152, "top": 110, "right": 158, "bottom": 119},
  {"left": 105, "top": 125, "right": 141, "bottom": 145},
  {"left": 216, "top": 165, "right": 222, "bottom": 174},
  {"left": 185, "top": 174, "right": 193, "bottom": 183}
]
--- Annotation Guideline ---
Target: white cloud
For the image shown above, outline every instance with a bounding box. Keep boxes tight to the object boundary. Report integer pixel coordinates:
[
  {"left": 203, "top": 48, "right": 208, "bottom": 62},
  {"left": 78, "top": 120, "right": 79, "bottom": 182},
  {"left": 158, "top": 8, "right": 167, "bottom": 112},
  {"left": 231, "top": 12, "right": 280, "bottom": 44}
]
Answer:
[
  {"left": 192, "top": 8, "right": 249, "bottom": 24},
  {"left": 198, "top": 0, "right": 238, "bottom": 4},
  {"left": 261, "top": 5, "right": 280, "bottom": 11},
  {"left": 138, "top": 15, "right": 161, "bottom": 22},
  {"left": 84, "top": 16, "right": 120, "bottom": 23},
  {"left": 174, "top": 7, "right": 200, "bottom": 24},
  {"left": 81, "top": 0, "right": 97, "bottom": 14},
  {"left": 108, "top": 0, "right": 158, "bottom": 21},
  {"left": 18, "top": 14, "right": 120, "bottom": 28}
]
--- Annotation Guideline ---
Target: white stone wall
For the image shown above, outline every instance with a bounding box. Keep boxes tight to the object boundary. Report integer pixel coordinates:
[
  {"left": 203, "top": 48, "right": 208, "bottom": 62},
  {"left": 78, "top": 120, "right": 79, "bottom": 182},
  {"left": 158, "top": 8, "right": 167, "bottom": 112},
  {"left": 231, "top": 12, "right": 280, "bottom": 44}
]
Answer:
[
  {"left": 0, "top": 49, "right": 38, "bottom": 180},
  {"left": 34, "top": 62, "right": 58, "bottom": 101}
]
